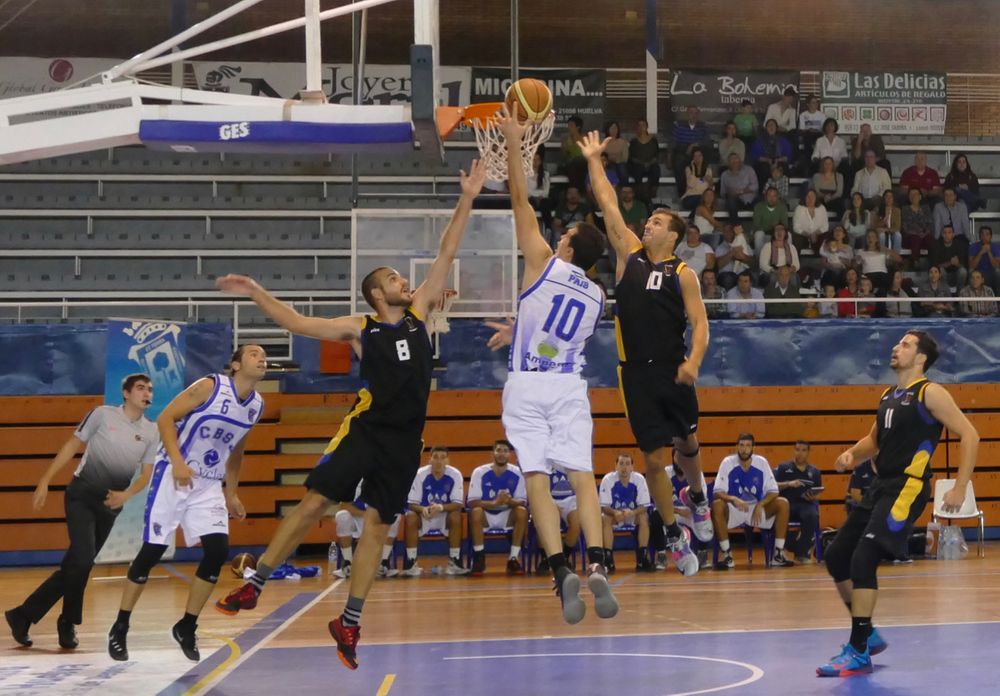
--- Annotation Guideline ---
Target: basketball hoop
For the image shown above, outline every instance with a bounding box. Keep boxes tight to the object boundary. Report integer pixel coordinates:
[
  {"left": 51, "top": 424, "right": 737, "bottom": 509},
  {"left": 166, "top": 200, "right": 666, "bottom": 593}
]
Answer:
[
  {"left": 428, "top": 288, "right": 458, "bottom": 335},
  {"left": 436, "top": 102, "right": 555, "bottom": 182}
]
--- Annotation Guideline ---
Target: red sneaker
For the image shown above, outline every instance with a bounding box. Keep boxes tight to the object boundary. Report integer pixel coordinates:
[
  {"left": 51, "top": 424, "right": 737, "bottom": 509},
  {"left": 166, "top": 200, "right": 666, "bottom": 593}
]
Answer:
[
  {"left": 215, "top": 583, "right": 259, "bottom": 616},
  {"left": 329, "top": 616, "right": 361, "bottom": 670}
]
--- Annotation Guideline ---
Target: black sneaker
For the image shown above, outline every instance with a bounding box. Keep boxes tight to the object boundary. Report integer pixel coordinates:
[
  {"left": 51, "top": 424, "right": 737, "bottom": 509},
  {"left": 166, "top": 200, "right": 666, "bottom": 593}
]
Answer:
[
  {"left": 606, "top": 555, "right": 616, "bottom": 574},
  {"left": 108, "top": 622, "right": 129, "bottom": 661},
  {"left": 5, "top": 608, "right": 32, "bottom": 647},
  {"left": 470, "top": 551, "right": 486, "bottom": 577},
  {"left": 536, "top": 555, "right": 551, "bottom": 576},
  {"left": 636, "top": 554, "right": 655, "bottom": 572},
  {"left": 715, "top": 552, "right": 735, "bottom": 570},
  {"left": 172, "top": 619, "right": 200, "bottom": 661},
  {"left": 771, "top": 549, "right": 794, "bottom": 568},
  {"left": 56, "top": 616, "right": 78, "bottom": 649}
]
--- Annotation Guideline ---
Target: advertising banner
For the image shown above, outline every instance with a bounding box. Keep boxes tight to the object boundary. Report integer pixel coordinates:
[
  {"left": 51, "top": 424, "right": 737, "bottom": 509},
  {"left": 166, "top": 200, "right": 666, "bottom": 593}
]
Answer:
[
  {"left": 193, "top": 61, "right": 471, "bottom": 106},
  {"left": 668, "top": 70, "right": 800, "bottom": 131},
  {"left": 470, "top": 67, "right": 606, "bottom": 133},
  {"left": 95, "top": 320, "right": 187, "bottom": 563},
  {"left": 820, "top": 70, "right": 947, "bottom": 134}
]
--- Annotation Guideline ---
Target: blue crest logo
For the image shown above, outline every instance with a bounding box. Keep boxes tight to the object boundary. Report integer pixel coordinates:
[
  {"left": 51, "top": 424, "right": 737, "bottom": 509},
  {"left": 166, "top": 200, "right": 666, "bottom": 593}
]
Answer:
[{"left": 204, "top": 450, "right": 221, "bottom": 468}]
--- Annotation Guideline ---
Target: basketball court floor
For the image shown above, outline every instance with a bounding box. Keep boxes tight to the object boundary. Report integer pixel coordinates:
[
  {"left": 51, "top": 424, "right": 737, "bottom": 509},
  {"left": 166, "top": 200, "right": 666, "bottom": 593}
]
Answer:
[{"left": 2, "top": 548, "right": 998, "bottom": 695}]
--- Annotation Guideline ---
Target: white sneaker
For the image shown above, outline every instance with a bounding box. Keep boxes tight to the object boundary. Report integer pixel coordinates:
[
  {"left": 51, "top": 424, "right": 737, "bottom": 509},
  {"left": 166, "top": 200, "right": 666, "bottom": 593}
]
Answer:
[
  {"left": 401, "top": 561, "right": 423, "bottom": 577},
  {"left": 654, "top": 550, "right": 668, "bottom": 571},
  {"left": 333, "top": 561, "right": 351, "bottom": 579},
  {"left": 378, "top": 561, "right": 399, "bottom": 578},
  {"left": 668, "top": 528, "right": 699, "bottom": 577},
  {"left": 679, "top": 487, "right": 715, "bottom": 543},
  {"left": 446, "top": 558, "right": 471, "bottom": 576}
]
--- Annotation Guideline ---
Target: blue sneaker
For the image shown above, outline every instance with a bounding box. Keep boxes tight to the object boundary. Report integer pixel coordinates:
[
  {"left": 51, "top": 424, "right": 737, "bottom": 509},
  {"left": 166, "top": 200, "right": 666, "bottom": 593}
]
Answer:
[
  {"left": 867, "top": 627, "right": 888, "bottom": 656},
  {"left": 817, "top": 643, "right": 873, "bottom": 677}
]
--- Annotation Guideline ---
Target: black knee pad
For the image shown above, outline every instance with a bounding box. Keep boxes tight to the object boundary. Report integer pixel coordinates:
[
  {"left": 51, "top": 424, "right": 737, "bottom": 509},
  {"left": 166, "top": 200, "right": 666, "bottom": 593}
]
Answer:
[
  {"left": 849, "top": 538, "right": 881, "bottom": 590},
  {"left": 127, "top": 542, "right": 168, "bottom": 584},
  {"left": 824, "top": 538, "right": 852, "bottom": 583},
  {"left": 674, "top": 445, "right": 700, "bottom": 460},
  {"left": 196, "top": 533, "right": 229, "bottom": 583}
]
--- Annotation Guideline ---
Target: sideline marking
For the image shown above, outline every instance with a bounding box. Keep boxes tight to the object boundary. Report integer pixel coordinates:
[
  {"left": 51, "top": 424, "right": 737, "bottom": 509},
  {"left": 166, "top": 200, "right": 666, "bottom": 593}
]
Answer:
[{"left": 376, "top": 673, "right": 397, "bottom": 696}]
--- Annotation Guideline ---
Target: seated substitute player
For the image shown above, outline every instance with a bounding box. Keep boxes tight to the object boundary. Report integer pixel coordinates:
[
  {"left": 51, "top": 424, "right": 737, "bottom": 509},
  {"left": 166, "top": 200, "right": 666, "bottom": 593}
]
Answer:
[
  {"left": 774, "top": 440, "right": 823, "bottom": 563},
  {"left": 401, "top": 446, "right": 469, "bottom": 576},
  {"left": 599, "top": 452, "right": 653, "bottom": 572},
  {"left": 818, "top": 331, "right": 979, "bottom": 677},
  {"left": 107, "top": 346, "right": 266, "bottom": 662},
  {"left": 536, "top": 469, "right": 582, "bottom": 576},
  {"left": 711, "top": 434, "right": 794, "bottom": 569},
  {"left": 5, "top": 374, "right": 157, "bottom": 651},
  {"left": 332, "top": 480, "right": 402, "bottom": 579},
  {"left": 580, "top": 130, "right": 715, "bottom": 578},
  {"left": 467, "top": 440, "right": 528, "bottom": 576},
  {"left": 213, "top": 161, "right": 486, "bottom": 671}
]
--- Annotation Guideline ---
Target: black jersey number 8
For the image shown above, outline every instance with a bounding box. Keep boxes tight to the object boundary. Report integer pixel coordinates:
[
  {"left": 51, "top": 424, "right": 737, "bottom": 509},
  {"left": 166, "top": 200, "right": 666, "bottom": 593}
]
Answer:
[{"left": 396, "top": 339, "right": 411, "bottom": 361}]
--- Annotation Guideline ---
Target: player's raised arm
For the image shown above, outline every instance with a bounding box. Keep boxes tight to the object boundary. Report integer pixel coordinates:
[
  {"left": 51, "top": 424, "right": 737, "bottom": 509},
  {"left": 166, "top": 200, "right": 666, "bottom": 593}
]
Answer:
[
  {"left": 676, "top": 267, "right": 710, "bottom": 385},
  {"left": 500, "top": 105, "right": 553, "bottom": 286},
  {"left": 217, "top": 274, "right": 363, "bottom": 345},
  {"left": 924, "top": 383, "right": 980, "bottom": 511},
  {"left": 412, "top": 159, "right": 487, "bottom": 318},
  {"left": 579, "top": 131, "right": 642, "bottom": 265}
]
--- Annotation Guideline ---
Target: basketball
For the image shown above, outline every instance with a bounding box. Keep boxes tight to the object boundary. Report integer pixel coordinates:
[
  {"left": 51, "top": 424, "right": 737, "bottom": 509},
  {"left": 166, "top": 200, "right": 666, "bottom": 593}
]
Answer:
[
  {"left": 231, "top": 552, "right": 257, "bottom": 578},
  {"left": 504, "top": 78, "right": 553, "bottom": 123}
]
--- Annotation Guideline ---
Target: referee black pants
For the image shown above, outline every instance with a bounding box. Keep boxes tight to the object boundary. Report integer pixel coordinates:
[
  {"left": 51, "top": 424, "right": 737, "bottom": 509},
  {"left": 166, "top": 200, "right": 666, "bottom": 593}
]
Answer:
[
  {"left": 19, "top": 479, "right": 119, "bottom": 625},
  {"left": 789, "top": 500, "right": 819, "bottom": 558}
]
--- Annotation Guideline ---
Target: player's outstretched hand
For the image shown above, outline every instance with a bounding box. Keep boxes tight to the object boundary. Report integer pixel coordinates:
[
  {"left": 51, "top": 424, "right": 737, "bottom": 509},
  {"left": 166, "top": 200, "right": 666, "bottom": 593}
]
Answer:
[
  {"left": 460, "top": 158, "right": 488, "bottom": 198},
  {"left": 485, "top": 317, "right": 514, "bottom": 351},
  {"left": 834, "top": 450, "right": 854, "bottom": 473},
  {"left": 578, "top": 130, "right": 610, "bottom": 161},
  {"left": 497, "top": 103, "right": 531, "bottom": 142},
  {"left": 216, "top": 273, "right": 261, "bottom": 297}
]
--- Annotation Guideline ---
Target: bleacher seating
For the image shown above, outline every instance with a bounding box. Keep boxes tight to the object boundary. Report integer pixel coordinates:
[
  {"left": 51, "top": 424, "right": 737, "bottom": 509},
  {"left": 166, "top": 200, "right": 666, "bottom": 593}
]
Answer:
[{"left": 1, "top": 385, "right": 996, "bottom": 555}]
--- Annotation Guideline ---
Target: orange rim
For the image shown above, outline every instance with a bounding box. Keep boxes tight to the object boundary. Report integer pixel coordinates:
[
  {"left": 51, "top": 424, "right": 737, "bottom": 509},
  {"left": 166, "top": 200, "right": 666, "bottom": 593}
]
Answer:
[{"left": 436, "top": 102, "right": 503, "bottom": 139}]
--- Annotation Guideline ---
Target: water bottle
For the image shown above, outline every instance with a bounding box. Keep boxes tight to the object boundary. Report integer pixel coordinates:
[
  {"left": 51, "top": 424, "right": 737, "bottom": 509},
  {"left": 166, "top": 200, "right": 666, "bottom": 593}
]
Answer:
[
  {"left": 431, "top": 565, "right": 443, "bottom": 576},
  {"left": 328, "top": 543, "right": 339, "bottom": 575},
  {"left": 926, "top": 522, "right": 940, "bottom": 559}
]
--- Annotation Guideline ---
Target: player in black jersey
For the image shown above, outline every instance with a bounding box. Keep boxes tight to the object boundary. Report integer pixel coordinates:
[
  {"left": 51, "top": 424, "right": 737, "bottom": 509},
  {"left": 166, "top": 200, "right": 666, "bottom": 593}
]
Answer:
[
  {"left": 818, "top": 331, "right": 979, "bottom": 677},
  {"left": 579, "top": 131, "right": 713, "bottom": 576},
  {"left": 213, "top": 160, "right": 487, "bottom": 669}
]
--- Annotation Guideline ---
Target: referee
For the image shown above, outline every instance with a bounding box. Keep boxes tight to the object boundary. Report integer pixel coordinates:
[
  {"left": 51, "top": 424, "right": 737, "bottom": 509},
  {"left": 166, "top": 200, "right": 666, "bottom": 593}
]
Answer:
[{"left": 4, "top": 373, "right": 159, "bottom": 650}]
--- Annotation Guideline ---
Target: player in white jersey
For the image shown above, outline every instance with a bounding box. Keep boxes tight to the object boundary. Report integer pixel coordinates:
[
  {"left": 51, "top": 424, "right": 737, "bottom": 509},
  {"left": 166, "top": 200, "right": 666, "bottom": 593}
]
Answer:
[
  {"left": 107, "top": 345, "right": 266, "bottom": 663},
  {"left": 488, "top": 106, "right": 618, "bottom": 624}
]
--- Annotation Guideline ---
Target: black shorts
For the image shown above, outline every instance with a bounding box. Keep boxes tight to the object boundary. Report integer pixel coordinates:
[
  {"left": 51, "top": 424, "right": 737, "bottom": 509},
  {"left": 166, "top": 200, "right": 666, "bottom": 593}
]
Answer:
[
  {"left": 305, "top": 418, "right": 423, "bottom": 524},
  {"left": 839, "top": 475, "right": 931, "bottom": 558},
  {"left": 618, "top": 362, "right": 699, "bottom": 453}
]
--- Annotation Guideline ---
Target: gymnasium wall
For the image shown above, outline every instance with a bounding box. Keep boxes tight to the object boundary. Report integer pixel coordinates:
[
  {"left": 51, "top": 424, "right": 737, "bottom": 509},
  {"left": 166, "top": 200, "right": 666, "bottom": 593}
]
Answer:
[{"left": 1, "top": 384, "right": 997, "bottom": 563}]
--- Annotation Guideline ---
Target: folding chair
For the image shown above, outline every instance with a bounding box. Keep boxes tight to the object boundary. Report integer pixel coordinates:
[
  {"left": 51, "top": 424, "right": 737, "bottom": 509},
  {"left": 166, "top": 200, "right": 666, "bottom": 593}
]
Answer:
[{"left": 932, "top": 479, "right": 985, "bottom": 558}]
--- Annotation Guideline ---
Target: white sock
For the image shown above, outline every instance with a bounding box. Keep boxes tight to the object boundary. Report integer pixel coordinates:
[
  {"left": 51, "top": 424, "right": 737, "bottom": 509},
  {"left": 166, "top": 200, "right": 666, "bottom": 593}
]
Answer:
[
  {"left": 775, "top": 538, "right": 785, "bottom": 551},
  {"left": 406, "top": 547, "right": 417, "bottom": 561},
  {"left": 449, "top": 547, "right": 460, "bottom": 560},
  {"left": 341, "top": 546, "right": 353, "bottom": 563},
  {"left": 720, "top": 539, "right": 731, "bottom": 553},
  {"left": 509, "top": 545, "right": 521, "bottom": 559},
  {"left": 382, "top": 544, "right": 393, "bottom": 561},
  {"left": 473, "top": 544, "right": 484, "bottom": 553}
]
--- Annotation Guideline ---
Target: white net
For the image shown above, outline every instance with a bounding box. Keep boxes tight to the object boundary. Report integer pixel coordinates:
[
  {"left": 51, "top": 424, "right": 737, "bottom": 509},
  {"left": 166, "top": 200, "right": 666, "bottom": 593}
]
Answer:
[
  {"left": 471, "top": 111, "right": 556, "bottom": 182},
  {"left": 428, "top": 289, "right": 458, "bottom": 336}
]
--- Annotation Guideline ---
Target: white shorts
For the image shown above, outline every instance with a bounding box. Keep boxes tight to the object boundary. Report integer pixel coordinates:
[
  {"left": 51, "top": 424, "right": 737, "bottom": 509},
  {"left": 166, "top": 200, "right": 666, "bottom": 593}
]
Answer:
[
  {"left": 143, "top": 463, "right": 227, "bottom": 546},
  {"left": 419, "top": 511, "right": 449, "bottom": 537},
  {"left": 502, "top": 372, "right": 592, "bottom": 475},
  {"left": 484, "top": 509, "right": 512, "bottom": 530},
  {"left": 554, "top": 496, "right": 578, "bottom": 523},
  {"left": 337, "top": 509, "right": 401, "bottom": 538},
  {"left": 726, "top": 502, "right": 775, "bottom": 530}
]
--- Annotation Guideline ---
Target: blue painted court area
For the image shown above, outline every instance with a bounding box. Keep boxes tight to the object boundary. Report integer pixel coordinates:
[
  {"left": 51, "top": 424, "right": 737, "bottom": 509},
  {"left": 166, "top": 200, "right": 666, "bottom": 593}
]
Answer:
[{"left": 204, "top": 619, "right": 1000, "bottom": 695}]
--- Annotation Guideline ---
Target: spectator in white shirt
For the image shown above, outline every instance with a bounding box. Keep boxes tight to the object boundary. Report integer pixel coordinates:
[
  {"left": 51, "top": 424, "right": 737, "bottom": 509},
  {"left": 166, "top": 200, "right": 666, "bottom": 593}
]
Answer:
[
  {"left": 819, "top": 225, "right": 856, "bottom": 286},
  {"left": 764, "top": 86, "right": 798, "bottom": 134},
  {"left": 811, "top": 118, "right": 848, "bottom": 172},
  {"left": 933, "top": 187, "right": 971, "bottom": 240},
  {"left": 726, "top": 271, "right": 765, "bottom": 319},
  {"left": 797, "top": 94, "right": 825, "bottom": 171},
  {"left": 792, "top": 189, "right": 829, "bottom": 250},
  {"left": 759, "top": 224, "right": 801, "bottom": 278},
  {"left": 851, "top": 149, "right": 892, "bottom": 209},
  {"left": 676, "top": 225, "right": 716, "bottom": 277},
  {"left": 714, "top": 223, "right": 754, "bottom": 290}
]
